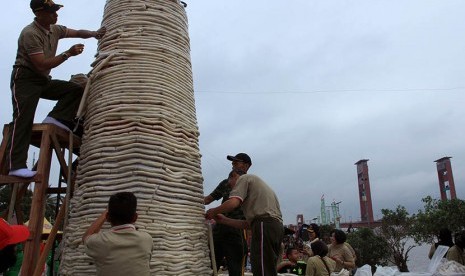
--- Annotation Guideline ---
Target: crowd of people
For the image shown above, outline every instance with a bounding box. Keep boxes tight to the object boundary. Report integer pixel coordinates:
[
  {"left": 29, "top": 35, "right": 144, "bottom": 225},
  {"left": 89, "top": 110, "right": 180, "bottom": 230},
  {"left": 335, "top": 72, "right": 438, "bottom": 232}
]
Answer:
[
  {"left": 4, "top": 148, "right": 465, "bottom": 276},
  {"left": 204, "top": 152, "right": 358, "bottom": 276}
]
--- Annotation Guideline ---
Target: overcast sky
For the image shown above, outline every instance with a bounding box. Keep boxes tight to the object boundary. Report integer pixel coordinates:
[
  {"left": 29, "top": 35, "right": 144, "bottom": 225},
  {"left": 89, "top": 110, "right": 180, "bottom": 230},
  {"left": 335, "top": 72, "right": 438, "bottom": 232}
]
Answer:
[{"left": 2, "top": 1, "right": 464, "bottom": 225}]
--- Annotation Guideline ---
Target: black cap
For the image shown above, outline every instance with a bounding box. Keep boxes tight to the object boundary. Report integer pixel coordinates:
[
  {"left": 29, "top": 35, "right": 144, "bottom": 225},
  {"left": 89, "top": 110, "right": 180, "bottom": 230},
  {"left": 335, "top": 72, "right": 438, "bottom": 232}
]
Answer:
[
  {"left": 30, "top": 0, "right": 63, "bottom": 12},
  {"left": 307, "top": 223, "right": 320, "bottom": 237},
  {"left": 227, "top": 153, "right": 252, "bottom": 165}
]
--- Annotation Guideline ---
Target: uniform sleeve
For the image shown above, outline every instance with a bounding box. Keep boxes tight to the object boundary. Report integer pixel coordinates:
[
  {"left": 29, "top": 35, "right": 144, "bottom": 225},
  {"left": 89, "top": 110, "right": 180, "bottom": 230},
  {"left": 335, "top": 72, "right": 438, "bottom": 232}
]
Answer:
[
  {"left": 446, "top": 246, "right": 462, "bottom": 264},
  {"left": 327, "top": 257, "right": 336, "bottom": 273},
  {"left": 342, "top": 246, "right": 354, "bottom": 263},
  {"left": 209, "top": 179, "right": 228, "bottom": 201},
  {"left": 144, "top": 232, "right": 154, "bottom": 260},
  {"left": 54, "top": 24, "right": 67, "bottom": 38},
  {"left": 84, "top": 233, "right": 104, "bottom": 259},
  {"left": 305, "top": 258, "right": 315, "bottom": 276},
  {"left": 229, "top": 175, "right": 249, "bottom": 201},
  {"left": 21, "top": 29, "right": 44, "bottom": 55}
]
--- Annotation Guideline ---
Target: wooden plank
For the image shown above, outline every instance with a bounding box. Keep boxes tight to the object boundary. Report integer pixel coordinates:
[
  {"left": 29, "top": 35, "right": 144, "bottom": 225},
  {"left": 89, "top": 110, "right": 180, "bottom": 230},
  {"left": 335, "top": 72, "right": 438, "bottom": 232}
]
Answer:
[
  {"left": 0, "top": 123, "right": 81, "bottom": 274},
  {"left": 32, "top": 124, "right": 81, "bottom": 155},
  {"left": 0, "top": 175, "right": 38, "bottom": 185},
  {"left": 22, "top": 128, "right": 53, "bottom": 276},
  {"left": 50, "top": 134, "right": 69, "bottom": 182},
  {"left": 0, "top": 125, "right": 10, "bottom": 175},
  {"left": 7, "top": 184, "right": 18, "bottom": 222},
  {"left": 47, "top": 187, "right": 67, "bottom": 194},
  {"left": 33, "top": 197, "right": 67, "bottom": 276}
]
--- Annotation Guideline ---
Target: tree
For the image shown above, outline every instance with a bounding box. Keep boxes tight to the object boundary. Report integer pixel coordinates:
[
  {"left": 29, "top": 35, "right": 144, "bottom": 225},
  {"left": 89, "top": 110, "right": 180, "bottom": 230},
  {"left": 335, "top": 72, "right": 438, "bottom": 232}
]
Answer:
[
  {"left": 347, "top": 228, "right": 390, "bottom": 272},
  {"left": 376, "top": 205, "right": 417, "bottom": 272},
  {"left": 412, "top": 196, "right": 465, "bottom": 244},
  {"left": 0, "top": 185, "right": 33, "bottom": 221},
  {"left": 319, "top": 224, "right": 335, "bottom": 244},
  {"left": 0, "top": 185, "right": 57, "bottom": 223}
]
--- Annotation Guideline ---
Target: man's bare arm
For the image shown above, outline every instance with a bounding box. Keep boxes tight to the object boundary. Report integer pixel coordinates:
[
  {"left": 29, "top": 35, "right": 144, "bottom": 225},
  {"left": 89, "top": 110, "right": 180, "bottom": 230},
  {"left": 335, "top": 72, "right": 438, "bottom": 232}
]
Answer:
[
  {"left": 66, "top": 26, "right": 106, "bottom": 39},
  {"left": 82, "top": 210, "right": 107, "bottom": 244},
  {"left": 214, "top": 214, "right": 249, "bottom": 229}
]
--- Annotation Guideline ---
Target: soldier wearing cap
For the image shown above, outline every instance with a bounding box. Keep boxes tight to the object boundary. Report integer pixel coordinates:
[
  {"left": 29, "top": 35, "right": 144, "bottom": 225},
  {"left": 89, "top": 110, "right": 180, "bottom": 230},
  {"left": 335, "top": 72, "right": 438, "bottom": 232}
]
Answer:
[
  {"left": 6, "top": 0, "right": 106, "bottom": 178},
  {"left": 204, "top": 153, "right": 252, "bottom": 276},
  {"left": 206, "top": 169, "right": 283, "bottom": 276}
]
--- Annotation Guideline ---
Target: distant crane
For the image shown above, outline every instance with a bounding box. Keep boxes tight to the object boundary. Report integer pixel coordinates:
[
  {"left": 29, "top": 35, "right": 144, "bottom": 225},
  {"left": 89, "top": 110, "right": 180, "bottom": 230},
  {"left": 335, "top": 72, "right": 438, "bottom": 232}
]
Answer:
[
  {"left": 331, "top": 201, "right": 342, "bottom": 229},
  {"left": 320, "top": 195, "right": 328, "bottom": 225},
  {"left": 320, "top": 195, "right": 342, "bottom": 228}
]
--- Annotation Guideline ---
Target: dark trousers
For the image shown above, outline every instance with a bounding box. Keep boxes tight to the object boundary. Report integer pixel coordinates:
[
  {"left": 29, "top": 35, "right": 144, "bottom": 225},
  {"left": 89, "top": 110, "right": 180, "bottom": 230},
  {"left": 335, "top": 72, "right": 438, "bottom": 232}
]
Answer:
[
  {"left": 213, "top": 225, "right": 247, "bottom": 276},
  {"left": 250, "top": 217, "right": 284, "bottom": 276},
  {"left": 7, "top": 66, "right": 83, "bottom": 170}
]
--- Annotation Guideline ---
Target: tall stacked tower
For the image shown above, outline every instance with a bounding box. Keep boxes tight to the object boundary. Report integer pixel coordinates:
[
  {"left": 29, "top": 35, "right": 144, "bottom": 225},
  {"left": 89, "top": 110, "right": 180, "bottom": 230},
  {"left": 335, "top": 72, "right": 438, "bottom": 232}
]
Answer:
[
  {"left": 60, "top": 1, "right": 212, "bottom": 275},
  {"left": 355, "top": 159, "right": 374, "bottom": 223},
  {"left": 434, "top": 157, "right": 457, "bottom": 200}
]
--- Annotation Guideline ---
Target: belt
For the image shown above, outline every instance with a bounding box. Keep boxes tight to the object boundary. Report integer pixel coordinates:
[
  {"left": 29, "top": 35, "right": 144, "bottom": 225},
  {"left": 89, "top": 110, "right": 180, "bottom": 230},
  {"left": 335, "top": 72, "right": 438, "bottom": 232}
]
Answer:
[
  {"left": 13, "top": 65, "right": 50, "bottom": 80},
  {"left": 251, "top": 215, "right": 280, "bottom": 225}
]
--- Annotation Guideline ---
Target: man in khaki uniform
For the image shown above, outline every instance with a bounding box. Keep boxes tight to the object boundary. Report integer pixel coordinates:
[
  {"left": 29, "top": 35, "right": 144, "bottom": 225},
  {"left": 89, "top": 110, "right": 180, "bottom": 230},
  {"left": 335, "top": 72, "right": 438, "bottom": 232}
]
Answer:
[
  {"left": 204, "top": 153, "right": 252, "bottom": 276},
  {"left": 6, "top": 0, "right": 105, "bottom": 178},
  {"left": 206, "top": 169, "right": 284, "bottom": 276}
]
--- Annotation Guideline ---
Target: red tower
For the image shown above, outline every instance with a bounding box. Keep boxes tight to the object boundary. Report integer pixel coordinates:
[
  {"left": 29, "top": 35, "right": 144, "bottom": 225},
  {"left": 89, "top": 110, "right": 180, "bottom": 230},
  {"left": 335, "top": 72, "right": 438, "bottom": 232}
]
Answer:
[
  {"left": 434, "top": 157, "right": 457, "bottom": 200},
  {"left": 355, "top": 159, "right": 374, "bottom": 223}
]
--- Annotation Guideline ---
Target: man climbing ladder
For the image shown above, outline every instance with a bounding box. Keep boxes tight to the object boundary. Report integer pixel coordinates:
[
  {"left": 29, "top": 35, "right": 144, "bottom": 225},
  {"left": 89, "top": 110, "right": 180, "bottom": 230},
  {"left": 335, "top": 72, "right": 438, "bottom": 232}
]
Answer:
[{"left": 6, "top": 0, "right": 105, "bottom": 178}]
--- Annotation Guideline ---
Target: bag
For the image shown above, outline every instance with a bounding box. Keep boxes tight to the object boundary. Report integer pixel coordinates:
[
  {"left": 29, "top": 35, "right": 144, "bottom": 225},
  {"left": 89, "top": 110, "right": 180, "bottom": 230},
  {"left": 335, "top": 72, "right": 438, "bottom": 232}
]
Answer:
[
  {"left": 354, "top": 264, "right": 372, "bottom": 276},
  {"left": 331, "top": 269, "right": 350, "bottom": 276},
  {"left": 373, "top": 266, "right": 398, "bottom": 276}
]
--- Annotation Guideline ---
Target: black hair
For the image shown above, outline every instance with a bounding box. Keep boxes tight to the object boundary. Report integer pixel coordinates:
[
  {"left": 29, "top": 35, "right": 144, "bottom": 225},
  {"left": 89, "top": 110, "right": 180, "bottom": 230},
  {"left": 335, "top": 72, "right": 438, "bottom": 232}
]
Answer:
[
  {"left": 107, "top": 192, "right": 137, "bottom": 226},
  {"left": 312, "top": 240, "right": 331, "bottom": 274},
  {"left": 0, "top": 245, "right": 17, "bottom": 273},
  {"left": 311, "top": 240, "right": 328, "bottom": 257},
  {"left": 286, "top": 247, "right": 298, "bottom": 257},
  {"left": 331, "top": 229, "right": 347, "bottom": 244},
  {"left": 309, "top": 223, "right": 321, "bottom": 238},
  {"left": 454, "top": 230, "right": 465, "bottom": 249}
]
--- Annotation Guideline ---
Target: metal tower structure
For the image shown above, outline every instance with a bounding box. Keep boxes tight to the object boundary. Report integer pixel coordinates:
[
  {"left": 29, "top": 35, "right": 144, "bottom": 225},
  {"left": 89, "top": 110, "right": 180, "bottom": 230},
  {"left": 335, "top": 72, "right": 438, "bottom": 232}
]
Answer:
[
  {"left": 434, "top": 157, "right": 457, "bottom": 200},
  {"left": 331, "top": 201, "right": 342, "bottom": 229},
  {"left": 320, "top": 195, "right": 328, "bottom": 225},
  {"left": 355, "top": 159, "right": 374, "bottom": 223}
]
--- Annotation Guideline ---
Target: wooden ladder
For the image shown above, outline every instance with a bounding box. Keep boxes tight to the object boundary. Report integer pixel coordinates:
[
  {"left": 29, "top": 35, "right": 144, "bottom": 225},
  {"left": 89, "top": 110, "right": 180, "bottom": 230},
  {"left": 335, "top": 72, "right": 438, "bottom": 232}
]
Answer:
[{"left": 0, "top": 123, "right": 81, "bottom": 276}]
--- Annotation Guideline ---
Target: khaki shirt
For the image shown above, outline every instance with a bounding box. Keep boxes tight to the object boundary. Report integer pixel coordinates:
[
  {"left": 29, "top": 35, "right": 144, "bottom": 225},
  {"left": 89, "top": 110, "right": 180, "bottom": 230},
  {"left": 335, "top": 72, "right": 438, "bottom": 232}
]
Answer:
[
  {"left": 446, "top": 245, "right": 465, "bottom": 265},
  {"left": 85, "top": 225, "right": 153, "bottom": 276},
  {"left": 229, "top": 174, "right": 282, "bottom": 224},
  {"left": 209, "top": 179, "right": 245, "bottom": 220},
  {"left": 305, "top": 256, "right": 336, "bottom": 276},
  {"left": 14, "top": 20, "right": 67, "bottom": 77},
  {"left": 328, "top": 243, "right": 354, "bottom": 272}
]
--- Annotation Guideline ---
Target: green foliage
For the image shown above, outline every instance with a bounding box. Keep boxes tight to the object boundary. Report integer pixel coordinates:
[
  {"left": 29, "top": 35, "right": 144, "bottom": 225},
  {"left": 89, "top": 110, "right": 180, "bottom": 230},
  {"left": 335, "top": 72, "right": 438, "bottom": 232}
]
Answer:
[
  {"left": 412, "top": 196, "right": 465, "bottom": 244},
  {"left": 319, "top": 224, "right": 334, "bottom": 244},
  {"left": 347, "top": 228, "right": 389, "bottom": 272},
  {"left": 377, "top": 205, "right": 417, "bottom": 272},
  {"left": 0, "top": 186, "right": 57, "bottom": 223},
  {"left": 0, "top": 186, "right": 33, "bottom": 221}
]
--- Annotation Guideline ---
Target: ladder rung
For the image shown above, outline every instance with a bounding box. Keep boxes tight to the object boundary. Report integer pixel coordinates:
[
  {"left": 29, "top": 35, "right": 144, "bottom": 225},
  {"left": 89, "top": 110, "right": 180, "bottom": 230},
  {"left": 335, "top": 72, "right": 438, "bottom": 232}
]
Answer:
[
  {"left": 0, "top": 174, "right": 38, "bottom": 184},
  {"left": 47, "top": 187, "right": 67, "bottom": 194}
]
